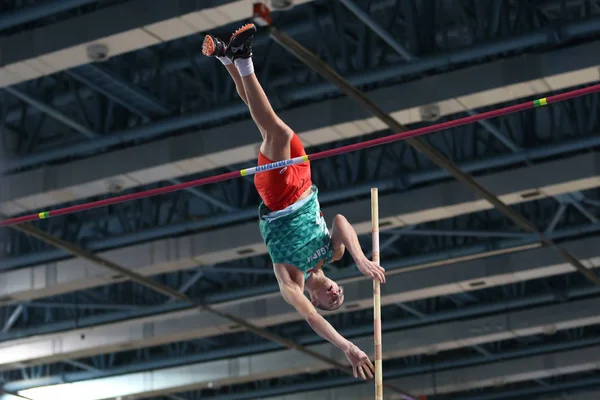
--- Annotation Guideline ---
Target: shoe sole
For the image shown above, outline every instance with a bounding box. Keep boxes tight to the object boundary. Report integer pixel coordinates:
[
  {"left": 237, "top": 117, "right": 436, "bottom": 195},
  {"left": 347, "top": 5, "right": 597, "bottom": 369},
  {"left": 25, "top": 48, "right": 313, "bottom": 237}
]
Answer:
[
  {"left": 202, "top": 35, "right": 215, "bottom": 56},
  {"left": 230, "top": 23, "right": 256, "bottom": 44}
]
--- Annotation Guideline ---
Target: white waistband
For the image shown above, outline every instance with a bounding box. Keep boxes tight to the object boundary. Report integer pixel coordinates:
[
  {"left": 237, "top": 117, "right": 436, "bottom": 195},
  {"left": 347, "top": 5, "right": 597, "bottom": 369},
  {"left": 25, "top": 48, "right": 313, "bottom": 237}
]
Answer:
[{"left": 261, "top": 190, "right": 313, "bottom": 222}]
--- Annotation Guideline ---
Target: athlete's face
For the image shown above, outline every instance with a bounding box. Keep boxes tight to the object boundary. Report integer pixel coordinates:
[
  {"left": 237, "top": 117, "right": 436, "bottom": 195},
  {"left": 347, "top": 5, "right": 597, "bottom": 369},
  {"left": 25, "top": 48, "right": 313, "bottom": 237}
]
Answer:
[{"left": 312, "top": 278, "right": 344, "bottom": 311}]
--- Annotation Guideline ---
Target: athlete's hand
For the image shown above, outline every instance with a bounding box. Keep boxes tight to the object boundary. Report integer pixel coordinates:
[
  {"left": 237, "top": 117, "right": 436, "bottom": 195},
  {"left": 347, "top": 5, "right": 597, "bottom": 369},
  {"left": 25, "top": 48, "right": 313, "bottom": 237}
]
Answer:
[
  {"left": 344, "top": 343, "right": 375, "bottom": 380},
  {"left": 357, "top": 258, "right": 386, "bottom": 283}
]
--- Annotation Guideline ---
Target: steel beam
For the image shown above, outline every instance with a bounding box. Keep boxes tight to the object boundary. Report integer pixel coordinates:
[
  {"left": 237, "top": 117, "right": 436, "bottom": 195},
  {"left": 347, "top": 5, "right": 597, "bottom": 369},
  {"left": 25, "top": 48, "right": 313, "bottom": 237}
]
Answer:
[
  {"left": 167, "top": 178, "right": 235, "bottom": 212},
  {"left": 6, "top": 217, "right": 416, "bottom": 398},
  {"left": 1, "top": 235, "right": 598, "bottom": 370},
  {"left": 66, "top": 64, "right": 169, "bottom": 119},
  {"left": 0, "top": 0, "right": 314, "bottom": 90},
  {"left": 3, "top": 87, "right": 96, "bottom": 139},
  {"left": 4, "top": 20, "right": 600, "bottom": 178},
  {"left": 1, "top": 305, "right": 23, "bottom": 333},
  {"left": 340, "top": 0, "right": 414, "bottom": 61},
  {"left": 0, "top": 0, "right": 580, "bottom": 126},
  {"left": 11, "top": 320, "right": 600, "bottom": 400},
  {"left": 0, "top": 0, "right": 100, "bottom": 31},
  {"left": 4, "top": 217, "right": 600, "bottom": 343},
  {"left": 467, "top": 104, "right": 596, "bottom": 237},
  {"left": 2, "top": 152, "right": 600, "bottom": 303},
  {"left": 250, "top": 346, "right": 600, "bottom": 400},
  {"left": 5, "top": 126, "right": 600, "bottom": 271},
  {"left": 269, "top": 26, "right": 599, "bottom": 285},
  {"left": 6, "top": 284, "right": 598, "bottom": 389},
  {"left": 5, "top": 38, "right": 600, "bottom": 219},
  {"left": 1, "top": 0, "right": 597, "bottom": 92}
]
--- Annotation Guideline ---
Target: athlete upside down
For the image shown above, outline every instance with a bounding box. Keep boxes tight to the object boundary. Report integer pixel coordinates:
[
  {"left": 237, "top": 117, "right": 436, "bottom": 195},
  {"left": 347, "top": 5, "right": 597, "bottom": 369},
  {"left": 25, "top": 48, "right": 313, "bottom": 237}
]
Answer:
[{"left": 202, "top": 23, "right": 386, "bottom": 380}]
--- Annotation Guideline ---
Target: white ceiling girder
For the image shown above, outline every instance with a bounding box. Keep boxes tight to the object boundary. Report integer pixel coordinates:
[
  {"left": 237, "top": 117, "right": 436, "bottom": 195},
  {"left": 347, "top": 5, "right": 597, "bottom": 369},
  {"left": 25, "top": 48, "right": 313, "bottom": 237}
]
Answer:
[
  {"left": 1, "top": 152, "right": 599, "bottom": 306},
  {"left": 1, "top": 235, "right": 598, "bottom": 371},
  {"left": 260, "top": 346, "right": 600, "bottom": 400},
  {"left": 3, "top": 40, "right": 600, "bottom": 216},
  {"left": 0, "top": 0, "right": 588, "bottom": 90},
  {"left": 11, "top": 298, "right": 600, "bottom": 400},
  {"left": 0, "top": 0, "right": 313, "bottom": 89}
]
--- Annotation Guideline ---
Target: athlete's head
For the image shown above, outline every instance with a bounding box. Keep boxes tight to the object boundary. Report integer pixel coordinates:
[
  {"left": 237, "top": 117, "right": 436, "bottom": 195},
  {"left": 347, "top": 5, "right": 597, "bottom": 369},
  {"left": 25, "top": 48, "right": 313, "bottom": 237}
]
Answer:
[{"left": 309, "top": 276, "right": 345, "bottom": 311}]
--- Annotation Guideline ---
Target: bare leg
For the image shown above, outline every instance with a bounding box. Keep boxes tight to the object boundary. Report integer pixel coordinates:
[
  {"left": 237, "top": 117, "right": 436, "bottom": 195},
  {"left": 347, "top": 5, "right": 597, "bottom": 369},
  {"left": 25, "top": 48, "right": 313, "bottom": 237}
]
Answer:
[
  {"left": 205, "top": 26, "right": 293, "bottom": 160},
  {"left": 222, "top": 63, "right": 268, "bottom": 139},
  {"left": 238, "top": 68, "right": 294, "bottom": 162},
  {"left": 223, "top": 63, "right": 248, "bottom": 104}
]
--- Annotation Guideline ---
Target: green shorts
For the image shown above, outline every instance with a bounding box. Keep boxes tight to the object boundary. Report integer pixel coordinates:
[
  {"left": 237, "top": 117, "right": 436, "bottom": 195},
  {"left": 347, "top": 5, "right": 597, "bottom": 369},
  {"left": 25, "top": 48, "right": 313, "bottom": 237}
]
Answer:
[{"left": 259, "top": 185, "right": 333, "bottom": 280}]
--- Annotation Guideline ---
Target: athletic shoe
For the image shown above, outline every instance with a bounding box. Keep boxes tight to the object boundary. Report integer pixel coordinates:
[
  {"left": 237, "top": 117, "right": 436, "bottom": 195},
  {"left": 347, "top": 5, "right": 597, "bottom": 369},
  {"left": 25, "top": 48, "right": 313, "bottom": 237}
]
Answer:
[
  {"left": 202, "top": 34, "right": 227, "bottom": 57},
  {"left": 226, "top": 23, "right": 257, "bottom": 60}
]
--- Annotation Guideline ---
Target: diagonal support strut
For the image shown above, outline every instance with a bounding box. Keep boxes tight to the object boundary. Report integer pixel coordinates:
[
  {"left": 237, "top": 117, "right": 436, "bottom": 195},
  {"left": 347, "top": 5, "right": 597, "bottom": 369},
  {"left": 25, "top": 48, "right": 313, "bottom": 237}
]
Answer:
[
  {"left": 5, "top": 220, "right": 397, "bottom": 398},
  {"left": 266, "top": 26, "right": 600, "bottom": 290}
]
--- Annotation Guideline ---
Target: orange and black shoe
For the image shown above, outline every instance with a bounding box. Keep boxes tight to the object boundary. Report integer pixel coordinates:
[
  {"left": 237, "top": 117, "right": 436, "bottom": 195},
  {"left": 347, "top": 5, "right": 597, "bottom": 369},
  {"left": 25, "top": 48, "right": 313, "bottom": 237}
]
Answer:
[
  {"left": 225, "top": 23, "right": 257, "bottom": 60},
  {"left": 202, "top": 34, "right": 227, "bottom": 58}
]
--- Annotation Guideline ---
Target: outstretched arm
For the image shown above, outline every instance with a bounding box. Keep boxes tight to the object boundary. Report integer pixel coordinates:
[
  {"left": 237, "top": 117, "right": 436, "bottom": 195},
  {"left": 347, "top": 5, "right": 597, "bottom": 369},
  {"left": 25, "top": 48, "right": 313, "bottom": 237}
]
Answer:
[
  {"left": 279, "top": 279, "right": 350, "bottom": 350},
  {"left": 278, "top": 280, "right": 375, "bottom": 379},
  {"left": 330, "top": 214, "right": 386, "bottom": 283}
]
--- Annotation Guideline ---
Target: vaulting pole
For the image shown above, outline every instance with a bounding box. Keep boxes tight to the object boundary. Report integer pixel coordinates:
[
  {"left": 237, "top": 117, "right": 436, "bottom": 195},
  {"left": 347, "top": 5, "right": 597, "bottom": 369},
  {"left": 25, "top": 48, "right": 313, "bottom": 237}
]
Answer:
[{"left": 371, "top": 187, "right": 383, "bottom": 400}]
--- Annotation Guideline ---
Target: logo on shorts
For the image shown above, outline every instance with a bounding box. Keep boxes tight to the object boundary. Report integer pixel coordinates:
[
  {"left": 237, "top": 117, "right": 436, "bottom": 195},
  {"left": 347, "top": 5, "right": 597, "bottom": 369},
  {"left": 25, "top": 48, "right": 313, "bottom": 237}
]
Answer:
[{"left": 279, "top": 167, "right": 288, "bottom": 174}]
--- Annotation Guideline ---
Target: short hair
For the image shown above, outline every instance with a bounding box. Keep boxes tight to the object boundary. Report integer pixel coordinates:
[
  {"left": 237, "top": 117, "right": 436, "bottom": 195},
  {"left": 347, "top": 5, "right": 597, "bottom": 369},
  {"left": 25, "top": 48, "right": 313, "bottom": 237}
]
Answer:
[{"left": 315, "top": 285, "right": 345, "bottom": 312}]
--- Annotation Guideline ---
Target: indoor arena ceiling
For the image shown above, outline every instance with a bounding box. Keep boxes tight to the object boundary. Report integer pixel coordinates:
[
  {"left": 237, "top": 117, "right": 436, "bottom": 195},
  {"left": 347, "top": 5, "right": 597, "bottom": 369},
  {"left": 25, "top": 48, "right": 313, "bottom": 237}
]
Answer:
[{"left": 2, "top": 1, "right": 600, "bottom": 400}]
